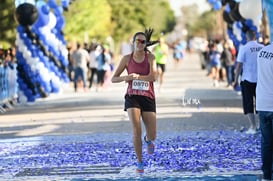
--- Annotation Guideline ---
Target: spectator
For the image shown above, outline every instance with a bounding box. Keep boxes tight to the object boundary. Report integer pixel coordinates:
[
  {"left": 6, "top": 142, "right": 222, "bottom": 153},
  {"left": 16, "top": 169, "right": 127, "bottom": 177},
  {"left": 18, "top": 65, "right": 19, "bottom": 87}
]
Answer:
[
  {"left": 88, "top": 43, "right": 98, "bottom": 90},
  {"left": 71, "top": 42, "right": 89, "bottom": 92},
  {"left": 234, "top": 30, "right": 264, "bottom": 134},
  {"left": 256, "top": 40, "right": 273, "bottom": 180},
  {"left": 221, "top": 40, "right": 234, "bottom": 88},
  {"left": 209, "top": 42, "right": 221, "bottom": 87},
  {"left": 96, "top": 45, "right": 110, "bottom": 92}
]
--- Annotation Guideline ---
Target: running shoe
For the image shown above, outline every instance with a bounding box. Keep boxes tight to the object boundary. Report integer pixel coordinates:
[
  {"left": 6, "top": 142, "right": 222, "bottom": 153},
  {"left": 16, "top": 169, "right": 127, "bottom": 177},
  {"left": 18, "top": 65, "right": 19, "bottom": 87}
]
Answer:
[
  {"left": 144, "top": 136, "right": 155, "bottom": 155},
  {"left": 136, "top": 162, "right": 144, "bottom": 173}
]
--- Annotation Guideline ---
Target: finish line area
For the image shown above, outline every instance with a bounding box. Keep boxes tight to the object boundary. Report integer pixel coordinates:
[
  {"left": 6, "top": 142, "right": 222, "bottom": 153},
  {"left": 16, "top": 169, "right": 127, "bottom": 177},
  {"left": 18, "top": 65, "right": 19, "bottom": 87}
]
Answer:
[{"left": 0, "top": 131, "right": 262, "bottom": 180}]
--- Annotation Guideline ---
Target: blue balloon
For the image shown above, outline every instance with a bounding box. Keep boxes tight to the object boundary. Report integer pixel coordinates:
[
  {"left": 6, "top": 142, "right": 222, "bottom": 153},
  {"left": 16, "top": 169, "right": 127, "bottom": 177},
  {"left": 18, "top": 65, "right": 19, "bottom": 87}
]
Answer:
[
  {"left": 17, "top": 25, "right": 25, "bottom": 33},
  {"left": 27, "top": 95, "right": 36, "bottom": 102},
  {"left": 56, "top": 16, "right": 65, "bottom": 30},
  {"left": 236, "top": 21, "right": 243, "bottom": 29},
  {"left": 62, "top": 0, "right": 70, "bottom": 9},
  {"left": 55, "top": 6, "right": 63, "bottom": 16},
  {"left": 208, "top": 0, "right": 216, "bottom": 4},
  {"left": 250, "top": 25, "right": 258, "bottom": 32},
  {"left": 48, "top": 0, "right": 58, "bottom": 9},
  {"left": 45, "top": 83, "right": 52, "bottom": 93},
  {"left": 50, "top": 80, "right": 60, "bottom": 93},
  {"left": 36, "top": 0, "right": 46, "bottom": 7},
  {"left": 245, "top": 19, "right": 254, "bottom": 27},
  {"left": 213, "top": 1, "right": 222, "bottom": 11},
  {"left": 33, "top": 4, "right": 50, "bottom": 28}
]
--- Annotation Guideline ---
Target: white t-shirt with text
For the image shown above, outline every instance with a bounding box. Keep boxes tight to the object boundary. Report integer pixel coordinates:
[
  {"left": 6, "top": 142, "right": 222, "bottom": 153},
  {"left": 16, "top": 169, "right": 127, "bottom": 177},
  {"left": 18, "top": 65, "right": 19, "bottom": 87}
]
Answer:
[
  {"left": 256, "top": 44, "right": 273, "bottom": 112},
  {"left": 236, "top": 41, "right": 264, "bottom": 83}
]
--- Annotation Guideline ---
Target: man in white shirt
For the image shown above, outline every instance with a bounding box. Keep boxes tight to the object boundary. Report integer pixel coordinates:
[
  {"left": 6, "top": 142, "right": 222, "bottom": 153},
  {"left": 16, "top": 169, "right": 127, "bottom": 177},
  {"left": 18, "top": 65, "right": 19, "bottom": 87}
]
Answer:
[
  {"left": 234, "top": 30, "right": 264, "bottom": 134},
  {"left": 256, "top": 42, "right": 273, "bottom": 180}
]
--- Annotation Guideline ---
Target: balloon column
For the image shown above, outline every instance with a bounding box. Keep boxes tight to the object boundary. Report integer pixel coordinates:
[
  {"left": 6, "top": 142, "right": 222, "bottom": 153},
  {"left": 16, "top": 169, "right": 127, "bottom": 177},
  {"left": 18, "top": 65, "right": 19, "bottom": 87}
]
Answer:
[
  {"left": 208, "top": 0, "right": 262, "bottom": 49},
  {"left": 14, "top": 0, "right": 72, "bottom": 102}
]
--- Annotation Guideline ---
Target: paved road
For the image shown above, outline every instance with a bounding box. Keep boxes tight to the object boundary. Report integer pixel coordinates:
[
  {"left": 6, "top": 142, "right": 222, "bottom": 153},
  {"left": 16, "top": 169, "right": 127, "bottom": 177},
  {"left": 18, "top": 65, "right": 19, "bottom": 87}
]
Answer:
[
  {"left": 0, "top": 52, "right": 263, "bottom": 180},
  {"left": 0, "top": 52, "right": 245, "bottom": 139},
  {"left": 0, "top": 52, "right": 246, "bottom": 138}
]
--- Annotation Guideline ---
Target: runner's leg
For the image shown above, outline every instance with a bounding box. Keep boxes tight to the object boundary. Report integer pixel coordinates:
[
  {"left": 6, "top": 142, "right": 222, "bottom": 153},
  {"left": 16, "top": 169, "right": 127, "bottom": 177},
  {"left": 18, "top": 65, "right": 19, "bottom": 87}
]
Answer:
[{"left": 127, "top": 108, "right": 143, "bottom": 163}]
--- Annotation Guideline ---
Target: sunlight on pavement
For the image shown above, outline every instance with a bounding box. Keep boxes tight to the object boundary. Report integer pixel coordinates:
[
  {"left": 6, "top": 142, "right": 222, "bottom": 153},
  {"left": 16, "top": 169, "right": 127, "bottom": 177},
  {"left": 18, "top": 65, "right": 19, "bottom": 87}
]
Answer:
[{"left": 16, "top": 124, "right": 60, "bottom": 137}]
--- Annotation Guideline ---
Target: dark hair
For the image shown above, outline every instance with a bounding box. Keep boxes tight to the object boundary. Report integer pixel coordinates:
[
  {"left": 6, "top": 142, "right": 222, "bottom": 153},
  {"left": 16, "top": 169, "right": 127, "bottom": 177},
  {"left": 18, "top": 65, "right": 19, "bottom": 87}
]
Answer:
[
  {"left": 100, "top": 45, "right": 106, "bottom": 63},
  {"left": 76, "top": 42, "right": 81, "bottom": 49},
  {"left": 246, "top": 30, "right": 256, "bottom": 40},
  {"left": 133, "top": 32, "right": 147, "bottom": 43},
  {"left": 132, "top": 29, "right": 159, "bottom": 52}
]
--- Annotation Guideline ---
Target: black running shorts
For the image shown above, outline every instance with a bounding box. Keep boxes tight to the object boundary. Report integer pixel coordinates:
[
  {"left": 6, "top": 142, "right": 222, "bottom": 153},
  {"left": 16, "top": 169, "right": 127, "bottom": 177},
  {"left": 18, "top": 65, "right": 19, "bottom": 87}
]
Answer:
[
  {"left": 124, "top": 95, "right": 156, "bottom": 112},
  {"left": 157, "top": 63, "right": 166, "bottom": 72}
]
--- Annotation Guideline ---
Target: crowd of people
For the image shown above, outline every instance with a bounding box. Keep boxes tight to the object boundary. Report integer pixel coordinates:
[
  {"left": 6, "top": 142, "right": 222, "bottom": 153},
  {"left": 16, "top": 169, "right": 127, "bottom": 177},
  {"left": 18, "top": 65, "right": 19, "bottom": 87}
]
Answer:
[
  {"left": 200, "top": 34, "right": 271, "bottom": 91},
  {"left": 68, "top": 41, "right": 114, "bottom": 92},
  {"left": 199, "top": 38, "right": 237, "bottom": 88}
]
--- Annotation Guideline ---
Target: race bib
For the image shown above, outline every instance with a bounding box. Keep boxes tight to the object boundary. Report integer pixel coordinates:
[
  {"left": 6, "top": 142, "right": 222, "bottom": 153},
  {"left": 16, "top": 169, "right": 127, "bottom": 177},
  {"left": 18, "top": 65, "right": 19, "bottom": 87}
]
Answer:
[{"left": 132, "top": 80, "right": 149, "bottom": 91}]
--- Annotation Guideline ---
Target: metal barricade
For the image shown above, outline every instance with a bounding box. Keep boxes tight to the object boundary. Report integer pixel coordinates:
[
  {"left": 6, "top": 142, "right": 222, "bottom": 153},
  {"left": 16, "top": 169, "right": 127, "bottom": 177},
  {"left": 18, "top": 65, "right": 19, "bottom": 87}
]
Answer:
[{"left": 0, "top": 63, "right": 18, "bottom": 113}]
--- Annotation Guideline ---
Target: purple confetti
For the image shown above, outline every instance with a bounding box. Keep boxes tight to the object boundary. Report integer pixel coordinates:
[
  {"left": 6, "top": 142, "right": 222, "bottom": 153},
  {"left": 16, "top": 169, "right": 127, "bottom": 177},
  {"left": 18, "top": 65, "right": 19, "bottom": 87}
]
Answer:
[{"left": 0, "top": 130, "right": 262, "bottom": 179}]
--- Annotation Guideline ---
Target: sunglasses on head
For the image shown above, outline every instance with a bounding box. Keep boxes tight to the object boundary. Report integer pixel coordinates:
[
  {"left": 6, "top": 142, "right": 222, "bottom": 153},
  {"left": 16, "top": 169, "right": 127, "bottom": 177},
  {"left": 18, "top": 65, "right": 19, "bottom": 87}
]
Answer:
[{"left": 135, "top": 38, "right": 146, "bottom": 44}]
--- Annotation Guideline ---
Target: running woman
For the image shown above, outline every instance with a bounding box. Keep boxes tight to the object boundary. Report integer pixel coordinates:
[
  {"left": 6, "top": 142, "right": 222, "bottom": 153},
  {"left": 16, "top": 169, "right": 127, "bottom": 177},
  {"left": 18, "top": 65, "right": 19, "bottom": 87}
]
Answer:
[{"left": 111, "top": 30, "right": 157, "bottom": 173}]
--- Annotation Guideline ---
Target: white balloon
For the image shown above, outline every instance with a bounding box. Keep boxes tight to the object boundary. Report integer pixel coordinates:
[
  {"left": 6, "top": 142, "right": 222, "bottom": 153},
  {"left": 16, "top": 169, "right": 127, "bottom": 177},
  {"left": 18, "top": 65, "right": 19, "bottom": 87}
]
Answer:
[
  {"left": 233, "top": 23, "right": 242, "bottom": 41},
  {"left": 253, "top": 16, "right": 262, "bottom": 29},
  {"left": 27, "top": 57, "right": 34, "bottom": 65},
  {"left": 31, "top": 64, "right": 36, "bottom": 72},
  {"left": 18, "top": 91, "right": 28, "bottom": 104},
  {"left": 23, "top": 50, "right": 31, "bottom": 59},
  {"left": 40, "top": 68, "right": 51, "bottom": 82},
  {"left": 48, "top": 12, "right": 57, "bottom": 29},
  {"left": 239, "top": 0, "right": 262, "bottom": 20},
  {"left": 36, "top": 62, "right": 44, "bottom": 70},
  {"left": 18, "top": 44, "right": 24, "bottom": 53}
]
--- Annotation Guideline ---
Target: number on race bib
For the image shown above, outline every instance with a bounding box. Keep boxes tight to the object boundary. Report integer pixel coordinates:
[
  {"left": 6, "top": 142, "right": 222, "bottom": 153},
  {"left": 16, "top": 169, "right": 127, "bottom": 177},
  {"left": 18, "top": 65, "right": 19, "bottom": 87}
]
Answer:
[{"left": 132, "top": 80, "right": 149, "bottom": 91}]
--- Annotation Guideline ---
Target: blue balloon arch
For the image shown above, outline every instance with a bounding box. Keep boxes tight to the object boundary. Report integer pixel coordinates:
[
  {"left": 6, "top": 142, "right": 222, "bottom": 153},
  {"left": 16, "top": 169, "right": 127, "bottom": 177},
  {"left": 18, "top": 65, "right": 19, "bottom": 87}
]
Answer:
[{"left": 14, "top": 0, "right": 72, "bottom": 102}]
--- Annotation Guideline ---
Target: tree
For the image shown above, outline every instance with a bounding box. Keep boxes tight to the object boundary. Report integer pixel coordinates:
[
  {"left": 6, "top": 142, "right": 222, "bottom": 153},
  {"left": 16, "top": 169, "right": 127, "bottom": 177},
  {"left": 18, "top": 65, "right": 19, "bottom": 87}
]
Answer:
[
  {"left": 0, "top": 0, "right": 17, "bottom": 47},
  {"left": 180, "top": 4, "right": 218, "bottom": 39},
  {"left": 107, "top": 0, "right": 175, "bottom": 42},
  {"left": 192, "top": 10, "right": 218, "bottom": 38},
  {"left": 107, "top": 0, "right": 150, "bottom": 42},
  {"left": 148, "top": 0, "right": 175, "bottom": 36},
  {"left": 63, "top": 0, "right": 112, "bottom": 43}
]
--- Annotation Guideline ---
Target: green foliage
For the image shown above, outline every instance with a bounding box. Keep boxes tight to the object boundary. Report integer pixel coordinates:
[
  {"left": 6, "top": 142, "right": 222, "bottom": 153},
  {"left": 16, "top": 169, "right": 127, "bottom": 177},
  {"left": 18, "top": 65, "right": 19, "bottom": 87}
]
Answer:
[
  {"left": 107, "top": 0, "right": 175, "bottom": 42},
  {"left": 182, "top": 4, "right": 217, "bottom": 38},
  {"left": 0, "top": 0, "right": 17, "bottom": 47},
  {"left": 148, "top": 0, "right": 175, "bottom": 36},
  {"left": 107, "top": 0, "right": 150, "bottom": 42},
  {"left": 193, "top": 10, "right": 218, "bottom": 36},
  {"left": 63, "top": 0, "right": 112, "bottom": 43}
]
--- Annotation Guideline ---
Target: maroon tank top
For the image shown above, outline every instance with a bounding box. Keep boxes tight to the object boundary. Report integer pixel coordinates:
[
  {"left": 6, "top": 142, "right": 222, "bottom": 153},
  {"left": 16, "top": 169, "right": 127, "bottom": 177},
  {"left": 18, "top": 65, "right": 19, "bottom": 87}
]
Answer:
[{"left": 126, "top": 52, "right": 155, "bottom": 99}]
